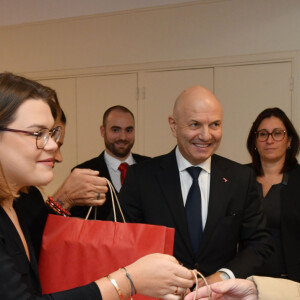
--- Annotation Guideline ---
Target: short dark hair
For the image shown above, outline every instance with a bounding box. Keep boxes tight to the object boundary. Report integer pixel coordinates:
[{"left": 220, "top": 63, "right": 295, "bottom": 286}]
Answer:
[
  {"left": 247, "top": 107, "right": 300, "bottom": 176},
  {"left": 102, "top": 105, "right": 134, "bottom": 127}
]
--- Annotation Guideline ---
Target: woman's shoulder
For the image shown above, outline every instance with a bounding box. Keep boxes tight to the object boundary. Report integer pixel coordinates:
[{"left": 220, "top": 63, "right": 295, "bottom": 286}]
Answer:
[{"left": 288, "top": 164, "right": 300, "bottom": 177}]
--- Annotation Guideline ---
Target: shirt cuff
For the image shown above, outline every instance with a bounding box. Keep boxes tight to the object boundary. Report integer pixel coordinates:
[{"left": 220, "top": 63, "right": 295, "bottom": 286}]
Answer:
[{"left": 218, "top": 268, "right": 235, "bottom": 279}]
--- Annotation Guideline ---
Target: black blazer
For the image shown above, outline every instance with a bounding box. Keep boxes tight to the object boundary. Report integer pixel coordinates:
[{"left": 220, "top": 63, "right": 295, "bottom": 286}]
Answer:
[
  {"left": 70, "top": 151, "right": 150, "bottom": 220},
  {"left": 119, "top": 150, "right": 273, "bottom": 278},
  {"left": 279, "top": 165, "right": 300, "bottom": 281},
  {"left": 0, "top": 204, "right": 101, "bottom": 299}
]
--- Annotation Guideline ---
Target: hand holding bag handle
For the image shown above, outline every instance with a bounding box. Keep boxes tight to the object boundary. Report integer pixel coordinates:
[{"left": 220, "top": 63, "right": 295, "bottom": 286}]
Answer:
[
  {"left": 85, "top": 178, "right": 126, "bottom": 222},
  {"left": 189, "top": 270, "right": 212, "bottom": 300}
]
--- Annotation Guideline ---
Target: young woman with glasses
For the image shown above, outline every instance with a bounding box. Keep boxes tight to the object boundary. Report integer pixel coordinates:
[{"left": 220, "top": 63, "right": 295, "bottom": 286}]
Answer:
[
  {"left": 246, "top": 107, "right": 300, "bottom": 282},
  {"left": 0, "top": 72, "right": 194, "bottom": 299}
]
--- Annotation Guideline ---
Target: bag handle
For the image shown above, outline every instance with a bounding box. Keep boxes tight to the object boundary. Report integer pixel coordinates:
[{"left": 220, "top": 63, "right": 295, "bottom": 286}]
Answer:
[
  {"left": 191, "top": 270, "right": 212, "bottom": 300},
  {"left": 85, "top": 179, "right": 126, "bottom": 223}
]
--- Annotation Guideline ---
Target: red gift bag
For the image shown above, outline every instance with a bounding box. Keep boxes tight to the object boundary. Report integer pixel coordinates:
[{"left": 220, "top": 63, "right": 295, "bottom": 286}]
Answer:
[{"left": 39, "top": 181, "right": 175, "bottom": 299}]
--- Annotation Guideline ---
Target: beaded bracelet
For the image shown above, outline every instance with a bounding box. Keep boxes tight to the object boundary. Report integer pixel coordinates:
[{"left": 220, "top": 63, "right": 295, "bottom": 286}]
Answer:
[
  {"left": 107, "top": 275, "right": 124, "bottom": 300},
  {"left": 121, "top": 267, "right": 136, "bottom": 298},
  {"left": 46, "top": 196, "right": 71, "bottom": 217}
]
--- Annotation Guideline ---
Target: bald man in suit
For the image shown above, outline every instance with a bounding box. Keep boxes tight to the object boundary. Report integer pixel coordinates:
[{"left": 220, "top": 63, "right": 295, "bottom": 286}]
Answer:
[{"left": 119, "top": 86, "right": 273, "bottom": 286}]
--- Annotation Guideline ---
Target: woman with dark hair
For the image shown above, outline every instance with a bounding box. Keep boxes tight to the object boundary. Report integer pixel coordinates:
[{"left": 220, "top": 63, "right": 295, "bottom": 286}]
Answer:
[
  {"left": 246, "top": 107, "right": 300, "bottom": 282},
  {"left": 0, "top": 72, "right": 194, "bottom": 299}
]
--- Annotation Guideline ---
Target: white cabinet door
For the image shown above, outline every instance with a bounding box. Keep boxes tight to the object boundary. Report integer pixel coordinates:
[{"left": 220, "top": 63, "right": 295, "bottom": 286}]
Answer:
[
  {"left": 139, "top": 68, "right": 214, "bottom": 157},
  {"left": 76, "top": 73, "right": 138, "bottom": 164},
  {"left": 38, "top": 78, "right": 77, "bottom": 196},
  {"left": 215, "top": 62, "right": 292, "bottom": 163}
]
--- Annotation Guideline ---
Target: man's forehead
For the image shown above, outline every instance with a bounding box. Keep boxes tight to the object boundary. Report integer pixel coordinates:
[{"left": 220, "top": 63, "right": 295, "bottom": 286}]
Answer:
[
  {"left": 106, "top": 113, "right": 134, "bottom": 125},
  {"left": 107, "top": 111, "right": 133, "bottom": 120},
  {"left": 181, "top": 106, "right": 223, "bottom": 122}
]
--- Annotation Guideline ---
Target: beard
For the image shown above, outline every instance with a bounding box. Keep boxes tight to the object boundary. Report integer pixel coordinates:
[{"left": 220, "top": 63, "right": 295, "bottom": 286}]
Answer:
[{"left": 105, "top": 139, "right": 134, "bottom": 159}]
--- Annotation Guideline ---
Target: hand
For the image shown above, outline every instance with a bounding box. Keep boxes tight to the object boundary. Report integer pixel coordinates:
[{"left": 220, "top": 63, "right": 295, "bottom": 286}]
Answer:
[
  {"left": 126, "top": 253, "right": 195, "bottom": 299},
  {"left": 197, "top": 271, "right": 223, "bottom": 288},
  {"left": 52, "top": 168, "right": 108, "bottom": 210},
  {"left": 184, "top": 279, "right": 258, "bottom": 300}
]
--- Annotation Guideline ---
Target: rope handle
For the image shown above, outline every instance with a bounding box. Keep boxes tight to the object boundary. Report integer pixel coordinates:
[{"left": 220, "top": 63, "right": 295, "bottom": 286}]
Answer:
[
  {"left": 85, "top": 178, "right": 126, "bottom": 223},
  {"left": 192, "top": 270, "right": 212, "bottom": 300}
]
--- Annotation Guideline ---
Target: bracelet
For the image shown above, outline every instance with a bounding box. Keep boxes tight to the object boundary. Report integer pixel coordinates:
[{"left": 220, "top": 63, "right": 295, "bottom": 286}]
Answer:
[
  {"left": 121, "top": 267, "right": 136, "bottom": 297},
  {"left": 107, "top": 275, "right": 124, "bottom": 300},
  {"left": 46, "top": 197, "right": 71, "bottom": 217}
]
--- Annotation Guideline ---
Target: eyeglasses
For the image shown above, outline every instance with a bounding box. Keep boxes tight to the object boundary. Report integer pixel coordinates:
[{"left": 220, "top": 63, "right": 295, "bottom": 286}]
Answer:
[
  {"left": 255, "top": 129, "right": 286, "bottom": 142},
  {"left": 0, "top": 126, "right": 62, "bottom": 149}
]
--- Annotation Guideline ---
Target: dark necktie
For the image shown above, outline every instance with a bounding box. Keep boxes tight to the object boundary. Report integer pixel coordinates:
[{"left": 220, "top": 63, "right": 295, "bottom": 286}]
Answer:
[
  {"left": 118, "top": 162, "right": 129, "bottom": 185},
  {"left": 185, "top": 166, "right": 202, "bottom": 255}
]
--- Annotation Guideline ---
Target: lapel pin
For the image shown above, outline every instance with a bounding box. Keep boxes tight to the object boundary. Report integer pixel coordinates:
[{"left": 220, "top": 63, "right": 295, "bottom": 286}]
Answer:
[{"left": 222, "top": 177, "right": 228, "bottom": 183}]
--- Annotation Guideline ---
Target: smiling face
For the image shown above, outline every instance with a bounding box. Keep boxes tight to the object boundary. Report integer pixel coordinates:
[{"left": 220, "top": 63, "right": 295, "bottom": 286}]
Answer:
[
  {"left": 169, "top": 86, "right": 223, "bottom": 165},
  {"left": 255, "top": 116, "right": 291, "bottom": 164},
  {"left": 0, "top": 99, "right": 58, "bottom": 191},
  {"left": 100, "top": 110, "right": 135, "bottom": 160}
]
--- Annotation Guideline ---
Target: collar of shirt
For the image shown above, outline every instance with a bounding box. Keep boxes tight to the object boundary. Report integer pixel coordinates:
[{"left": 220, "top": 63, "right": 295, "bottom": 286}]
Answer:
[
  {"left": 104, "top": 151, "right": 135, "bottom": 171},
  {"left": 175, "top": 147, "right": 211, "bottom": 174},
  {"left": 104, "top": 151, "right": 135, "bottom": 192}
]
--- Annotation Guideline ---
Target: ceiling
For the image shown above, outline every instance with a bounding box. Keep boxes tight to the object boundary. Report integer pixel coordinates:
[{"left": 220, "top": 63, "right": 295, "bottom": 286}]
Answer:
[{"left": 0, "top": 0, "right": 202, "bottom": 27}]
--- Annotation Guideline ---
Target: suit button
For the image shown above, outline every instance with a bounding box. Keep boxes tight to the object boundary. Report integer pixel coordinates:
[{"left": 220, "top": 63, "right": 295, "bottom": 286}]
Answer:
[{"left": 194, "top": 263, "right": 200, "bottom": 270}]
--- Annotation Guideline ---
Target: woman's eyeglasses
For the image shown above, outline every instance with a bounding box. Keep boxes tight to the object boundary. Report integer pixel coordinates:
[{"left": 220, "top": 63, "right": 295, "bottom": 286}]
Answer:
[
  {"left": 255, "top": 129, "right": 286, "bottom": 142},
  {"left": 0, "top": 126, "right": 62, "bottom": 149}
]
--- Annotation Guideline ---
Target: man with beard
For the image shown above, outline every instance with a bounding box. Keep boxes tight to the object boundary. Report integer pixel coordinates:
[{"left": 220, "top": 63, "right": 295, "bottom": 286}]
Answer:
[{"left": 70, "top": 105, "right": 150, "bottom": 220}]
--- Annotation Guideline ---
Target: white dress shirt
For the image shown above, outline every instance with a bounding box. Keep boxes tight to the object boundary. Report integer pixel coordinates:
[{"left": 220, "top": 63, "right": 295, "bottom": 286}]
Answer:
[
  {"left": 175, "top": 147, "right": 211, "bottom": 230},
  {"left": 104, "top": 151, "right": 136, "bottom": 192}
]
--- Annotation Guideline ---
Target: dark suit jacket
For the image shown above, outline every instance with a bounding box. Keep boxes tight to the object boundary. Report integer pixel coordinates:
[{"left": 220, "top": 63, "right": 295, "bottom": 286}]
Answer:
[
  {"left": 70, "top": 151, "right": 150, "bottom": 220},
  {"left": 278, "top": 165, "right": 300, "bottom": 281},
  {"left": 119, "top": 150, "right": 273, "bottom": 278},
  {"left": 0, "top": 203, "right": 101, "bottom": 299}
]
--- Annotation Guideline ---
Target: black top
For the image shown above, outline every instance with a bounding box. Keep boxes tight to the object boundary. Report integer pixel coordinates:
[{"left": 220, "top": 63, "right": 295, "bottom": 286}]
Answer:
[
  {"left": 0, "top": 188, "right": 102, "bottom": 299},
  {"left": 256, "top": 173, "right": 288, "bottom": 277},
  {"left": 15, "top": 187, "right": 49, "bottom": 259},
  {"left": 246, "top": 163, "right": 300, "bottom": 282}
]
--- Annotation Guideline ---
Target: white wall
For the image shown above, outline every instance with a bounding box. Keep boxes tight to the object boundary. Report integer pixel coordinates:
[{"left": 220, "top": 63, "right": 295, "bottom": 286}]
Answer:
[
  {"left": 0, "top": 0, "right": 198, "bottom": 26},
  {"left": 0, "top": 0, "right": 300, "bottom": 74}
]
